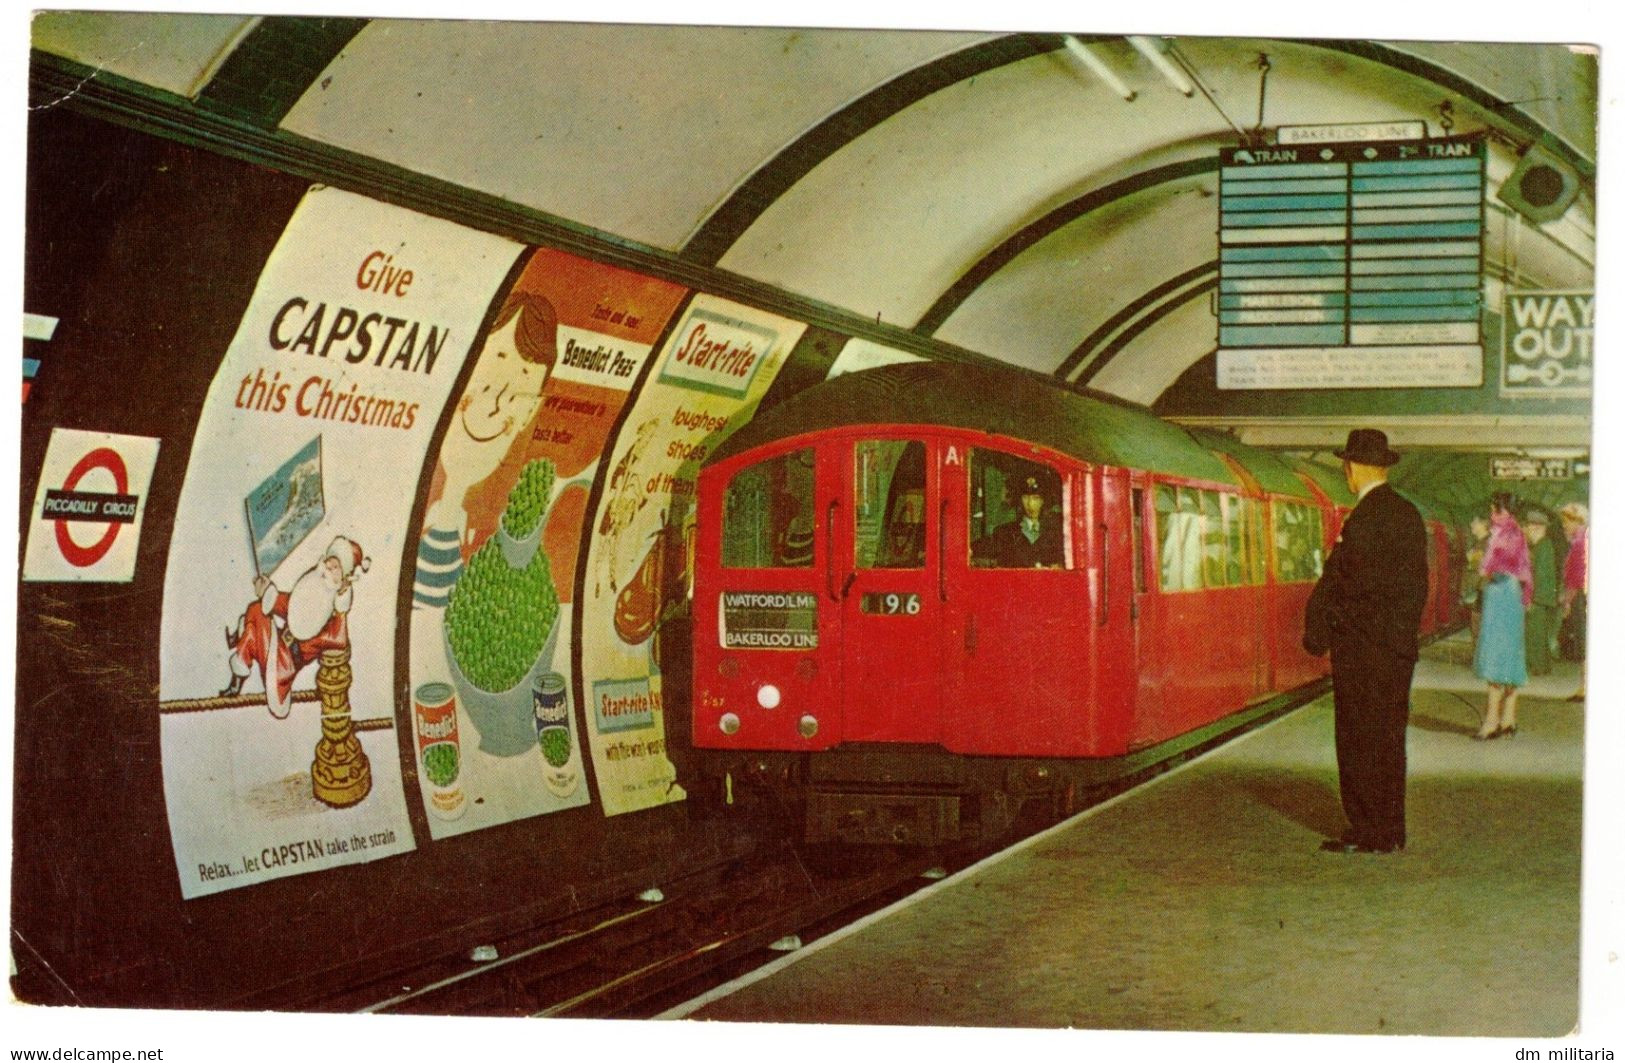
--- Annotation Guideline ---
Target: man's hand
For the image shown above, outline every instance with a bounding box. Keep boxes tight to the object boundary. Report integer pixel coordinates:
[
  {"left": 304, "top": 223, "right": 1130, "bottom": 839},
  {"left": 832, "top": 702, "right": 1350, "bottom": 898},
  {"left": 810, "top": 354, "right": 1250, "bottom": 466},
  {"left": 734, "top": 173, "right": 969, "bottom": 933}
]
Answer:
[{"left": 253, "top": 574, "right": 271, "bottom": 599}]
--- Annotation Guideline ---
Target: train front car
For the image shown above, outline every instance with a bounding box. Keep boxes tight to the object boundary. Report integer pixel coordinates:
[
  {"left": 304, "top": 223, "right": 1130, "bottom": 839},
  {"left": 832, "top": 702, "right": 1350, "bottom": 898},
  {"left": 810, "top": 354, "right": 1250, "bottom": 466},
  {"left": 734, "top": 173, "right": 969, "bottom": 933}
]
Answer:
[{"left": 693, "top": 362, "right": 1306, "bottom": 845}]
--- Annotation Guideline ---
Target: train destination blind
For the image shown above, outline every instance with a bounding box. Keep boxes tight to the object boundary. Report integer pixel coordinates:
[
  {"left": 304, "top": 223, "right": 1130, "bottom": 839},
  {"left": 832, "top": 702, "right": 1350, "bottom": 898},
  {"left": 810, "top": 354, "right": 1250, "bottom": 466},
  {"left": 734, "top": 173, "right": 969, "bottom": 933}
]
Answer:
[{"left": 1215, "top": 137, "right": 1486, "bottom": 390}]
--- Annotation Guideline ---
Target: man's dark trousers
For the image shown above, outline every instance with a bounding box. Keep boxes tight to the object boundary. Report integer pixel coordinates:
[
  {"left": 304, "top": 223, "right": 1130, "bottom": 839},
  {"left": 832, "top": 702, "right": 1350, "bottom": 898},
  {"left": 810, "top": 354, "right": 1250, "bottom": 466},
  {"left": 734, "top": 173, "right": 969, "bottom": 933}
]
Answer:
[{"left": 1330, "top": 639, "right": 1414, "bottom": 849}]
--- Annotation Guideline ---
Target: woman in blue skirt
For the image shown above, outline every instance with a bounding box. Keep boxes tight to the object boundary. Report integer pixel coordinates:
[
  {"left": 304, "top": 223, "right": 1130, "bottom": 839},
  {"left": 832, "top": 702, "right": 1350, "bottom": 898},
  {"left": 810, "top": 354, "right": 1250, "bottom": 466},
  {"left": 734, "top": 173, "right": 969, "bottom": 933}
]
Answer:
[{"left": 1473, "top": 493, "right": 1533, "bottom": 739}]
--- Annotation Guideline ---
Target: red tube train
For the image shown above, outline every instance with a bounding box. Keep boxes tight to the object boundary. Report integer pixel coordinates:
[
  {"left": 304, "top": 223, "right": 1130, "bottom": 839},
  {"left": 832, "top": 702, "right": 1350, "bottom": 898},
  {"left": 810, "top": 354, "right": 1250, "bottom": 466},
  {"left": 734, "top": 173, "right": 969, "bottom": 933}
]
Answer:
[{"left": 690, "top": 363, "right": 1464, "bottom": 844}]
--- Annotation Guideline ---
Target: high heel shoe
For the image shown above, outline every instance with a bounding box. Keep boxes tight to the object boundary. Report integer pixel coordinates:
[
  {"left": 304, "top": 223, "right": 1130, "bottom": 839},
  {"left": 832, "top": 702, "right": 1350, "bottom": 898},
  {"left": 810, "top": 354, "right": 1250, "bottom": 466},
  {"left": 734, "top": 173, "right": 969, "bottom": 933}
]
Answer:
[
  {"left": 1495, "top": 724, "right": 1517, "bottom": 739},
  {"left": 1473, "top": 728, "right": 1498, "bottom": 741}
]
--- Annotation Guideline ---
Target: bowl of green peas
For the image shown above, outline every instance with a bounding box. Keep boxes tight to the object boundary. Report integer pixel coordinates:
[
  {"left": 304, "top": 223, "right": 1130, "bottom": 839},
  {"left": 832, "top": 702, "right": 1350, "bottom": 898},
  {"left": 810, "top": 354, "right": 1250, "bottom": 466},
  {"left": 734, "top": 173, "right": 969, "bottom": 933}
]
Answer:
[{"left": 497, "top": 459, "right": 555, "bottom": 568}]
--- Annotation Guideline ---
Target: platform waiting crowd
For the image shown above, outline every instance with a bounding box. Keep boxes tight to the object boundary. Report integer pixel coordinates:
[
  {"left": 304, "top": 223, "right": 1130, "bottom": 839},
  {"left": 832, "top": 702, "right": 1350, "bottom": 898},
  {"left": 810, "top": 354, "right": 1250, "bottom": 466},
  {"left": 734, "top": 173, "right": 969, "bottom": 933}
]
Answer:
[
  {"left": 1461, "top": 494, "right": 1588, "bottom": 739},
  {"left": 1303, "top": 429, "right": 1589, "bottom": 857}
]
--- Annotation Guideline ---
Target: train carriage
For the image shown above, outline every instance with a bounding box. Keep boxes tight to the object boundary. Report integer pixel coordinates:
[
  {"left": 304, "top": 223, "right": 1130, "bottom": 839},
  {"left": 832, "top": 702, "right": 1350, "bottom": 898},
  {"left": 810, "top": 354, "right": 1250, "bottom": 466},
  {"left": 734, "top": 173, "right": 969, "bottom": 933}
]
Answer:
[{"left": 691, "top": 363, "right": 1454, "bottom": 844}]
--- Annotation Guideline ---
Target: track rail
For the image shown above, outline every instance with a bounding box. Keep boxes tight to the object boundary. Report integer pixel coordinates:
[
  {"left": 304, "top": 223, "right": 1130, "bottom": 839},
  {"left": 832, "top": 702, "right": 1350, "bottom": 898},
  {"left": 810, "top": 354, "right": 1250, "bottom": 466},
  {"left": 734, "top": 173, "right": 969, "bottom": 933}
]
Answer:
[{"left": 333, "top": 674, "right": 1342, "bottom": 1018}]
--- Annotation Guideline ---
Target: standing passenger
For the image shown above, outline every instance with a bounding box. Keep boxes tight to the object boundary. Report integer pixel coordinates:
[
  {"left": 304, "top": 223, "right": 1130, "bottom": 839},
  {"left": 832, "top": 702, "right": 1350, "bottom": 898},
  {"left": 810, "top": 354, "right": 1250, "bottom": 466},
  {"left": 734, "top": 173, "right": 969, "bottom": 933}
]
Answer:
[
  {"left": 1558, "top": 502, "right": 1589, "bottom": 702},
  {"left": 1474, "top": 493, "right": 1532, "bottom": 739},
  {"left": 1463, "top": 516, "right": 1490, "bottom": 645},
  {"left": 1522, "top": 508, "right": 1558, "bottom": 677},
  {"left": 1303, "top": 429, "right": 1430, "bottom": 855}
]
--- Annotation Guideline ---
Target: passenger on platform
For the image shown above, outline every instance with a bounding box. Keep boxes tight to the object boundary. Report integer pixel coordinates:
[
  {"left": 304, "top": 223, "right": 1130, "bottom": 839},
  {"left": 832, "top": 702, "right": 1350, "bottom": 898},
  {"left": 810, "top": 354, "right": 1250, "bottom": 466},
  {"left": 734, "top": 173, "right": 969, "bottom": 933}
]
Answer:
[
  {"left": 1473, "top": 493, "right": 1532, "bottom": 740},
  {"left": 1558, "top": 502, "right": 1589, "bottom": 702},
  {"left": 1463, "top": 516, "right": 1490, "bottom": 644},
  {"left": 1522, "top": 508, "right": 1559, "bottom": 677},
  {"left": 983, "top": 475, "right": 1064, "bottom": 568},
  {"left": 1303, "top": 429, "right": 1429, "bottom": 856}
]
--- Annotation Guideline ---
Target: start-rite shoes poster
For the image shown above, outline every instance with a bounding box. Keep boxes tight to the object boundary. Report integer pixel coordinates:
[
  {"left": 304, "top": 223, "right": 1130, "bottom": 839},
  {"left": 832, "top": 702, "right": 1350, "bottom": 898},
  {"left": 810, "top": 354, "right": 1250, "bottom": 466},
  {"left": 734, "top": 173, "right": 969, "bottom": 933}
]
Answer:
[
  {"left": 580, "top": 294, "right": 805, "bottom": 816},
  {"left": 157, "top": 186, "right": 523, "bottom": 898}
]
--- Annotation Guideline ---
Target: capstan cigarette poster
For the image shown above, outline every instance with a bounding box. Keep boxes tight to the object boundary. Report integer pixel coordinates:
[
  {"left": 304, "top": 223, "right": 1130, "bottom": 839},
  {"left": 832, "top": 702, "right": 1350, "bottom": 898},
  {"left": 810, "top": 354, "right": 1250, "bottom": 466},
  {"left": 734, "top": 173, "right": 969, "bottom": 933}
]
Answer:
[
  {"left": 157, "top": 187, "right": 523, "bottom": 897},
  {"left": 580, "top": 294, "right": 804, "bottom": 816},
  {"left": 408, "top": 248, "right": 688, "bottom": 838}
]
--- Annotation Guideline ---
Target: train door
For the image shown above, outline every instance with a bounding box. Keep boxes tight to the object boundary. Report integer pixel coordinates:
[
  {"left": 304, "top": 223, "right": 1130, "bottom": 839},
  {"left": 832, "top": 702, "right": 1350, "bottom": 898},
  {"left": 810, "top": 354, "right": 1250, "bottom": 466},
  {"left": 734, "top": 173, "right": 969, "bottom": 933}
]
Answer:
[
  {"left": 837, "top": 437, "right": 942, "bottom": 743},
  {"left": 1096, "top": 467, "right": 1137, "bottom": 743},
  {"left": 940, "top": 443, "right": 1091, "bottom": 757},
  {"left": 696, "top": 443, "right": 842, "bottom": 750},
  {"left": 1237, "top": 493, "right": 1272, "bottom": 697}
]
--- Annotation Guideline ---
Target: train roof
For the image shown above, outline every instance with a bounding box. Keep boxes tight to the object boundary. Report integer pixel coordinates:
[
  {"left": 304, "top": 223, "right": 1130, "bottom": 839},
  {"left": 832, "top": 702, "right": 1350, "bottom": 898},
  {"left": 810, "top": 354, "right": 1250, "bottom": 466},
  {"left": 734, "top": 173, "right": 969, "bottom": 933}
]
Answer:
[
  {"left": 1186, "top": 429, "right": 1315, "bottom": 500},
  {"left": 1289, "top": 457, "right": 1357, "bottom": 506},
  {"left": 1287, "top": 457, "right": 1450, "bottom": 524},
  {"left": 715, "top": 362, "right": 1241, "bottom": 486}
]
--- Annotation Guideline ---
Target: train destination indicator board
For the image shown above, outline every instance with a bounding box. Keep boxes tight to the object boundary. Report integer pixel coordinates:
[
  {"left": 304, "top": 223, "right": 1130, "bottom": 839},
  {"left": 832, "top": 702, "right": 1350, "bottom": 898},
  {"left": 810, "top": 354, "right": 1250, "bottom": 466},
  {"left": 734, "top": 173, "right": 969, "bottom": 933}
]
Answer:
[{"left": 1215, "top": 137, "right": 1486, "bottom": 390}]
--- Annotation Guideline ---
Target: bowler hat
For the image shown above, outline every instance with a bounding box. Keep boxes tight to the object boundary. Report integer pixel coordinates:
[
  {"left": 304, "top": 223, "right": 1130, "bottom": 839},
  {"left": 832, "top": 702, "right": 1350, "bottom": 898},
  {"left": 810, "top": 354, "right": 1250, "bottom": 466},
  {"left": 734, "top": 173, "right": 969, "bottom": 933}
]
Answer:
[{"left": 1334, "top": 429, "right": 1401, "bottom": 467}]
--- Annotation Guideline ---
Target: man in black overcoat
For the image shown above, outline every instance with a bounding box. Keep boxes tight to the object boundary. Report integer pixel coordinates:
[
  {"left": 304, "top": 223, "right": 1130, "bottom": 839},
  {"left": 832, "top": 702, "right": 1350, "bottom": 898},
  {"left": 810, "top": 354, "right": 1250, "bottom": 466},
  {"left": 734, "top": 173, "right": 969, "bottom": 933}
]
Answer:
[{"left": 1303, "top": 429, "right": 1430, "bottom": 854}]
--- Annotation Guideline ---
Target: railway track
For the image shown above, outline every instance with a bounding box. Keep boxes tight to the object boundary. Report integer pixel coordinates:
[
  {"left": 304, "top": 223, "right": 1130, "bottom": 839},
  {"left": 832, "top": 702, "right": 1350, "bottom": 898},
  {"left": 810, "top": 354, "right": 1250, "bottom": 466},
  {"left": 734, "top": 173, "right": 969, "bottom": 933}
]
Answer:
[{"left": 328, "top": 674, "right": 1338, "bottom": 1019}]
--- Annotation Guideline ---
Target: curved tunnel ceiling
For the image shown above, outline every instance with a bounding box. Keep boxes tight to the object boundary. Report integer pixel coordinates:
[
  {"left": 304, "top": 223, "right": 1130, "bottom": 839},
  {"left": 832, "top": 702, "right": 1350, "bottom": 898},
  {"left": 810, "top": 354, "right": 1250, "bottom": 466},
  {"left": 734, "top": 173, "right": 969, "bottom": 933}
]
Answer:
[{"left": 30, "top": 15, "right": 1598, "bottom": 419}]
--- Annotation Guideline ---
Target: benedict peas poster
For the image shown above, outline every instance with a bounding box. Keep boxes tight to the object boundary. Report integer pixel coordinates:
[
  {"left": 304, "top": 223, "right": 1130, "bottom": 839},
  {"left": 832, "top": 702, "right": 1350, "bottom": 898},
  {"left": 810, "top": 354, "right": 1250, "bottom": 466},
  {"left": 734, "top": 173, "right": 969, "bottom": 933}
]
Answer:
[
  {"left": 408, "top": 248, "right": 687, "bottom": 839},
  {"left": 158, "top": 187, "right": 523, "bottom": 898},
  {"left": 581, "top": 295, "right": 805, "bottom": 816}
]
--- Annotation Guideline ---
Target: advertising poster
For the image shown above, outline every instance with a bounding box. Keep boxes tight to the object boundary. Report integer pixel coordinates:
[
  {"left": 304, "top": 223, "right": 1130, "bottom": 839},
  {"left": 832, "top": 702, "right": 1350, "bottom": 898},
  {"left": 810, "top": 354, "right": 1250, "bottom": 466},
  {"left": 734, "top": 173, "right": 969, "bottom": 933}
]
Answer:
[
  {"left": 408, "top": 248, "right": 688, "bottom": 838},
  {"left": 157, "top": 187, "right": 524, "bottom": 898},
  {"left": 23, "top": 428, "right": 161, "bottom": 582},
  {"left": 581, "top": 295, "right": 805, "bottom": 816}
]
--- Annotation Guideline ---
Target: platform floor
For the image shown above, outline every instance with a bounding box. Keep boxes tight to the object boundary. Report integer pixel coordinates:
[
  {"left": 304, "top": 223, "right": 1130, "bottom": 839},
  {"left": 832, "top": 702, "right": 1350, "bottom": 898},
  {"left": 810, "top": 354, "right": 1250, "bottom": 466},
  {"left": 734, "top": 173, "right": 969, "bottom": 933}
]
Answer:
[{"left": 668, "top": 632, "right": 1586, "bottom": 1035}]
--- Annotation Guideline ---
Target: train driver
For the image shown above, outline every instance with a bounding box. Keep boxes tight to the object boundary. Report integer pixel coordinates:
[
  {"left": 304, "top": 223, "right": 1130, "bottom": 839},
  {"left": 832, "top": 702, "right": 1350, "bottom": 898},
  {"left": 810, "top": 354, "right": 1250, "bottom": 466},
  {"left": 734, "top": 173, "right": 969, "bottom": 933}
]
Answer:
[{"left": 984, "top": 475, "right": 1064, "bottom": 568}]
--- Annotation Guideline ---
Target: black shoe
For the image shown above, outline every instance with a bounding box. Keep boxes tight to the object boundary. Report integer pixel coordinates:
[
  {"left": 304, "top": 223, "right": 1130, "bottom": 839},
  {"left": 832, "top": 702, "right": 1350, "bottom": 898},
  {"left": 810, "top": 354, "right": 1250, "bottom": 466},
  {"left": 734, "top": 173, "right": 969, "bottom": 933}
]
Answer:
[{"left": 1319, "top": 836, "right": 1402, "bottom": 855}]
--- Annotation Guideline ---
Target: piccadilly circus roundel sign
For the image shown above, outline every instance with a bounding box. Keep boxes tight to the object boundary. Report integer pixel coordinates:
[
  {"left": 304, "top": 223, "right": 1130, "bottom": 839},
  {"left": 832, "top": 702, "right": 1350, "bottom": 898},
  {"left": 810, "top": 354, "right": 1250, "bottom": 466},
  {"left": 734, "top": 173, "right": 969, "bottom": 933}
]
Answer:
[{"left": 25, "top": 429, "right": 161, "bottom": 582}]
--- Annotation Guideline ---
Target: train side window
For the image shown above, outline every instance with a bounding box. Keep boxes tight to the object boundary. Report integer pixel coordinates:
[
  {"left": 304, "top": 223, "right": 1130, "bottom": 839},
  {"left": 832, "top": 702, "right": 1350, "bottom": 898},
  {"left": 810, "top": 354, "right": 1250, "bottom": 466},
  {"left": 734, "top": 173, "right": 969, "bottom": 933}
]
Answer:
[
  {"left": 1271, "top": 501, "right": 1325, "bottom": 583},
  {"left": 1224, "top": 493, "right": 1245, "bottom": 586},
  {"left": 854, "top": 440, "right": 927, "bottom": 569},
  {"left": 1201, "top": 490, "right": 1228, "bottom": 587},
  {"left": 967, "top": 449, "right": 1068, "bottom": 569},
  {"left": 1155, "top": 484, "right": 1203, "bottom": 591},
  {"left": 1245, "top": 498, "right": 1267, "bottom": 585},
  {"left": 1305, "top": 508, "right": 1325, "bottom": 579},
  {"left": 721, "top": 448, "right": 816, "bottom": 569}
]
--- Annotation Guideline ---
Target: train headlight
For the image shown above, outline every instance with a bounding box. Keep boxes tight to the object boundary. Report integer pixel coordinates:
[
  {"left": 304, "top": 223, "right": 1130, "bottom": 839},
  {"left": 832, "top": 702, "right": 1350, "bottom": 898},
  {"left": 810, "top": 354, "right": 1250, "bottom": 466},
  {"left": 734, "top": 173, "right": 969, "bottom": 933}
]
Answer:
[
  {"left": 719, "top": 713, "right": 741, "bottom": 735},
  {"left": 756, "top": 684, "right": 782, "bottom": 709},
  {"left": 799, "top": 714, "right": 818, "bottom": 738}
]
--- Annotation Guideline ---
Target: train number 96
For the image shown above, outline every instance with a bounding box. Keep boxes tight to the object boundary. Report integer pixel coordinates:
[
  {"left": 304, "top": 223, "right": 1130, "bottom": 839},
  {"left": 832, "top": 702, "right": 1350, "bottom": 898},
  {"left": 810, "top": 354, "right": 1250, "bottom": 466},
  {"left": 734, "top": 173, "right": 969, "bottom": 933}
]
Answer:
[{"left": 860, "top": 591, "right": 922, "bottom": 615}]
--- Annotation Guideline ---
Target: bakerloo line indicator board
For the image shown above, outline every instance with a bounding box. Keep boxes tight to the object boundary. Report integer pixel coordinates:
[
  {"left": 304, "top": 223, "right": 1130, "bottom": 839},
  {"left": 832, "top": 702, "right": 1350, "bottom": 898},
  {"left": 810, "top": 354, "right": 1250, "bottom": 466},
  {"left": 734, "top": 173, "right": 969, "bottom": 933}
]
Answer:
[{"left": 1215, "top": 136, "right": 1486, "bottom": 390}]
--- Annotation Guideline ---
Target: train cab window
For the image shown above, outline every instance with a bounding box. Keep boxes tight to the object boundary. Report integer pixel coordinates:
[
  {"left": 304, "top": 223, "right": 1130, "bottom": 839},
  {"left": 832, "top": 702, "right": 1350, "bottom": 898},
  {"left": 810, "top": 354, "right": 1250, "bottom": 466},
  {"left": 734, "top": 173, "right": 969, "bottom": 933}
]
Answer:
[
  {"left": 854, "top": 440, "right": 927, "bottom": 569},
  {"left": 968, "top": 450, "right": 1069, "bottom": 570},
  {"left": 1272, "top": 501, "right": 1325, "bottom": 583},
  {"left": 721, "top": 448, "right": 816, "bottom": 569}
]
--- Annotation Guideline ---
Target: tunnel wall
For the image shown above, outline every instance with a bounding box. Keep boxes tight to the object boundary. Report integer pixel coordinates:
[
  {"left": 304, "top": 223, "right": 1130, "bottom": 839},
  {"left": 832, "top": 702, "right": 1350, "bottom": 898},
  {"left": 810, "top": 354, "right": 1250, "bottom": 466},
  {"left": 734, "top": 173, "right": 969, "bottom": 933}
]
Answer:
[{"left": 14, "top": 103, "right": 916, "bottom": 1009}]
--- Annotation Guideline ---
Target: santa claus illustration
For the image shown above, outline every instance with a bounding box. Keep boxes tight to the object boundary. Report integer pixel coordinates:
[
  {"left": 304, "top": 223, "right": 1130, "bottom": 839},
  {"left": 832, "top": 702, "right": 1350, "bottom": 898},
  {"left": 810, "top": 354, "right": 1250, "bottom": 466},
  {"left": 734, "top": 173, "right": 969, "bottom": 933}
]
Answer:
[{"left": 222, "top": 535, "right": 369, "bottom": 717}]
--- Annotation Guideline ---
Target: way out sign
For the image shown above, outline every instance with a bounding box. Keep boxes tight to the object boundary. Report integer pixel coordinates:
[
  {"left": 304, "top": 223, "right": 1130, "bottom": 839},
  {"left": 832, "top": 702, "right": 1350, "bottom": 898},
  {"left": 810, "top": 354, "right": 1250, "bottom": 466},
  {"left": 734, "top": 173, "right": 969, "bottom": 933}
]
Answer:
[
  {"left": 1502, "top": 290, "right": 1594, "bottom": 396},
  {"left": 24, "top": 428, "right": 161, "bottom": 582}
]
